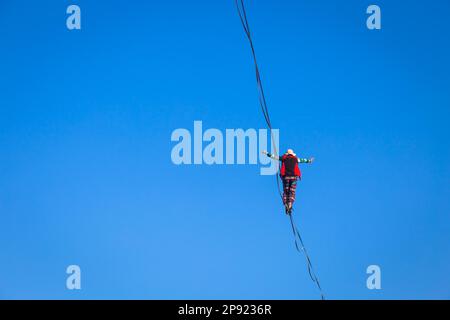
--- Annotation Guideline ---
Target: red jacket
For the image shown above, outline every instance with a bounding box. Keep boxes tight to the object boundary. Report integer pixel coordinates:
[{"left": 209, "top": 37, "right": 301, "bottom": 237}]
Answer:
[{"left": 280, "top": 154, "right": 301, "bottom": 177}]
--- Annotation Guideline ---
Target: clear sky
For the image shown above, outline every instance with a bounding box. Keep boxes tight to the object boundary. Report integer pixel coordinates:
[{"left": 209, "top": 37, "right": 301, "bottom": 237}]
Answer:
[{"left": 0, "top": 0, "right": 449, "bottom": 299}]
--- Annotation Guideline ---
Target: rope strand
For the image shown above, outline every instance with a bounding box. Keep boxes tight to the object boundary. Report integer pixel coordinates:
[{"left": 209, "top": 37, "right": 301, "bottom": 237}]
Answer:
[{"left": 235, "top": 0, "right": 325, "bottom": 300}]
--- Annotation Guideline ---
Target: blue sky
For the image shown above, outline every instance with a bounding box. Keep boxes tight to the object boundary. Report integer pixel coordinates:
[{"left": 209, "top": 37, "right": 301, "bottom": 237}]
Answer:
[{"left": 0, "top": 0, "right": 449, "bottom": 299}]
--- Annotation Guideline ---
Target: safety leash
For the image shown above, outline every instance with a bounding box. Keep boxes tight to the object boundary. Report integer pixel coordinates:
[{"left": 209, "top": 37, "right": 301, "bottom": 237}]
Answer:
[
  {"left": 235, "top": 0, "right": 325, "bottom": 300},
  {"left": 234, "top": 0, "right": 283, "bottom": 197},
  {"left": 288, "top": 213, "right": 325, "bottom": 300}
]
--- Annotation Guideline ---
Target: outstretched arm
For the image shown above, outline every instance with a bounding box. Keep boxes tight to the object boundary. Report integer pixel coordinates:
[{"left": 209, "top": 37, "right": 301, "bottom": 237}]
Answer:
[
  {"left": 298, "top": 157, "right": 315, "bottom": 164},
  {"left": 262, "top": 150, "right": 282, "bottom": 161}
]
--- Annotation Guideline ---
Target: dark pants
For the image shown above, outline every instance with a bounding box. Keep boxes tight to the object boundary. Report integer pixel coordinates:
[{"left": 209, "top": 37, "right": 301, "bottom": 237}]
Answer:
[{"left": 282, "top": 176, "right": 298, "bottom": 206}]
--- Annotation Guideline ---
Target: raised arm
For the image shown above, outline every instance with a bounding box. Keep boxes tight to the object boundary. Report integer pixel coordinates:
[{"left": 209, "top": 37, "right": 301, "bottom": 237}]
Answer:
[
  {"left": 262, "top": 151, "right": 282, "bottom": 161},
  {"left": 298, "top": 157, "right": 315, "bottom": 164}
]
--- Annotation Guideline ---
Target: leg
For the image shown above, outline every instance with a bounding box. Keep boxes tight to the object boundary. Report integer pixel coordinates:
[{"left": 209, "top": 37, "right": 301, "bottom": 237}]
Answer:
[
  {"left": 289, "top": 178, "right": 298, "bottom": 206},
  {"left": 282, "top": 178, "right": 288, "bottom": 205},
  {"left": 284, "top": 178, "right": 295, "bottom": 214}
]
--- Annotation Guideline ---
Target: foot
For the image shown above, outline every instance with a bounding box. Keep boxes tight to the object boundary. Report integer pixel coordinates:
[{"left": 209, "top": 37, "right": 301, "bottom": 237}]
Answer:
[{"left": 286, "top": 202, "right": 292, "bottom": 215}]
